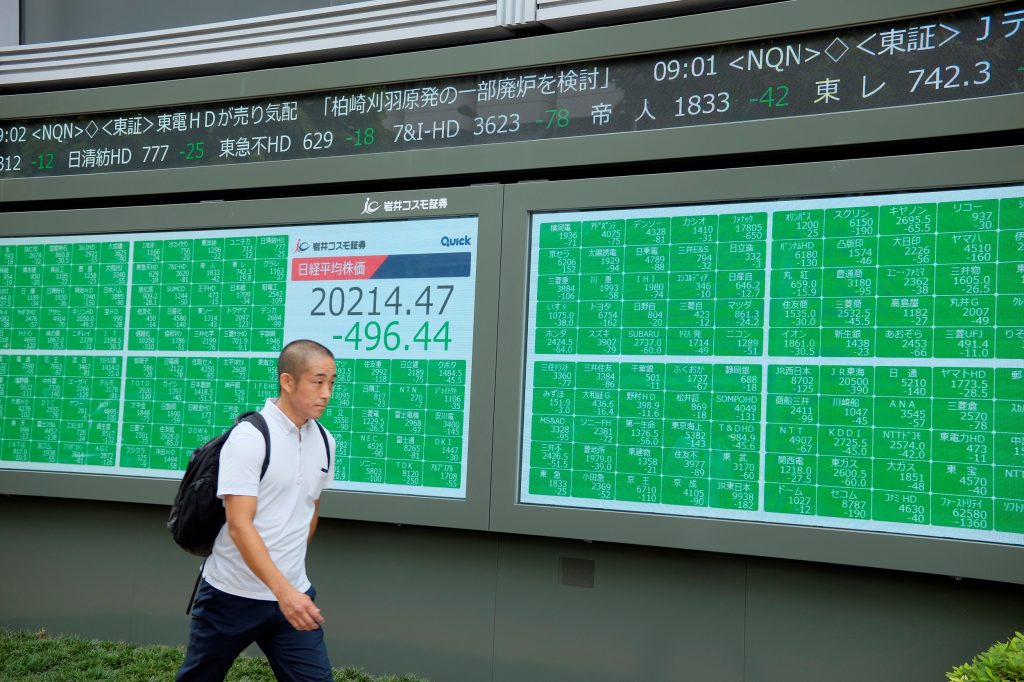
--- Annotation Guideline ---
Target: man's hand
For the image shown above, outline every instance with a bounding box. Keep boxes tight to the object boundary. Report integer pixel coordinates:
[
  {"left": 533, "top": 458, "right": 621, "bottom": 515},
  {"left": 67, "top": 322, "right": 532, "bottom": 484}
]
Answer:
[
  {"left": 224, "top": 495, "right": 325, "bottom": 631},
  {"left": 275, "top": 585, "right": 325, "bottom": 631}
]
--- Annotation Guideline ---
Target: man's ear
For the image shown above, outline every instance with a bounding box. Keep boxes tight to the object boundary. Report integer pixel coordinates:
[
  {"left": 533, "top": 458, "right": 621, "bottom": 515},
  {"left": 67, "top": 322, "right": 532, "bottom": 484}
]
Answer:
[{"left": 279, "top": 372, "right": 296, "bottom": 395}]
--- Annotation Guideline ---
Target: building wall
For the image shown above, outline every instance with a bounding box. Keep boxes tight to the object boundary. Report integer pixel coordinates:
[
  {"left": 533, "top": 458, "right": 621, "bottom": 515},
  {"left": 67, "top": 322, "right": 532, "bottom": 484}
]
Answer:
[
  {"left": 19, "top": 0, "right": 330, "bottom": 43},
  {"left": 1, "top": 494, "right": 1019, "bottom": 681},
  {"left": 4, "top": 0, "right": 769, "bottom": 88},
  {"left": 2, "top": 2, "right": 1021, "bottom": 679}
]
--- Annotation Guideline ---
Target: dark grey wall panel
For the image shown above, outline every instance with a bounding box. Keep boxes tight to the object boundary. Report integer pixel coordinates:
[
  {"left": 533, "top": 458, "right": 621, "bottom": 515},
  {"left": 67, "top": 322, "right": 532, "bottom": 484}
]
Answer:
[
  {"left": 744, "top": 560, "right": 1024, "bottom": 681},
  {"left": 306, "top": 520, "right": 500, "bottom": 680},
  {"left": 2, "top": 495, "right": 1021, "bottom": 682},
  {"left": 0, "top": 495, "right": 196, "bottom": 644},
  {"left": 0, "top": 495, "right": 502, "bottom": 681},
  {"left": 492, "top": 535, "right": 746, "bottom": 682}
]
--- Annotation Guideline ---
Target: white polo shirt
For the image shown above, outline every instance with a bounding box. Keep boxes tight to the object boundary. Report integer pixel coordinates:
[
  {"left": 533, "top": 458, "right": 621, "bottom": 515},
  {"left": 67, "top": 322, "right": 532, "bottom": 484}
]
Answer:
[{"left": 203, "top": 399, "right": 335, "bottom": 600}]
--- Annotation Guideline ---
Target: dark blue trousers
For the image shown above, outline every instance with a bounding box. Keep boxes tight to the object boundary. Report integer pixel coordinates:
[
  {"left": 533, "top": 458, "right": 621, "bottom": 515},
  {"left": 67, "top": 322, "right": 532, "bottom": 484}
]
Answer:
[{"left": 176, "top": 580, "right": 333, "bottom": 682}]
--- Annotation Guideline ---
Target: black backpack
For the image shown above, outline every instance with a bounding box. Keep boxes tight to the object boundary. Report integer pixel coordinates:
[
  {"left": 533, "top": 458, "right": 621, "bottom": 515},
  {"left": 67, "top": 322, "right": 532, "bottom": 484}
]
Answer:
[
  {"left": 168, "top": 410, "right": 332, "bottom": 557},
  {"left": 168, "top": 410, "right": 331, "bottom": 613},
  {"left": 167, "top": 411, "right": 271, "bottom": 558}
]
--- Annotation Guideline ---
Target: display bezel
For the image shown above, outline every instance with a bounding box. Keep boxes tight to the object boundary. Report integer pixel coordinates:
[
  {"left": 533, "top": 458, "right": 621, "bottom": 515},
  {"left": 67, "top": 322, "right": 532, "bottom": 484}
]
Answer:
[
  {"left": 491, "top": 146, "right": 1024, "bottom": 584},
  {"left": 1, "top": 0, "right": 1021, "bottom": 202},
  {"left": 0, "top": 184, "right": 503, "bottom": 531}
]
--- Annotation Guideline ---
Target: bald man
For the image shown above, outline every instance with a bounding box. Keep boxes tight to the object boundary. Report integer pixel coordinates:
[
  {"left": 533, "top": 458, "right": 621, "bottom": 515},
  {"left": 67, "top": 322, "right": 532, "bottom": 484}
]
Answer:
[{"left": 177, "top": 339, "right": 337, "bottom": 682}]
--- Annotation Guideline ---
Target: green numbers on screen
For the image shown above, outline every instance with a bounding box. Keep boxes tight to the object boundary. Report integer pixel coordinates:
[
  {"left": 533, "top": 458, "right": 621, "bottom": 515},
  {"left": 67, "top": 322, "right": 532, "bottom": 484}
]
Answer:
[
  {"left": 1, "top": 354, "right": 121, "bottom": 467},
  {"left": 2, "top": 219, "right": 473, "bottom": 498},
  {"left": 0, "top": 241, "right": 128, "bottom": 351},
  {"left": 0, "top": 233, "right": 293, "bottom": 472},
  {"left": 322, "top": 359, "right": 467, "bottom": 489},
  {"left": 525, "top": 189, "right": 1024, "bottom": 541},
  {"left": 128, "top": 235, "right": 287, "bottom": 353}
]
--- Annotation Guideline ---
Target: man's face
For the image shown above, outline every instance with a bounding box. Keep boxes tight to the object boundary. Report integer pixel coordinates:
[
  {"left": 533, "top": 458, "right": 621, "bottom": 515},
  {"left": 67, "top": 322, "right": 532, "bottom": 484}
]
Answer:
[{"left": 283, "top": 355, "right": 337, "bottom": 423}]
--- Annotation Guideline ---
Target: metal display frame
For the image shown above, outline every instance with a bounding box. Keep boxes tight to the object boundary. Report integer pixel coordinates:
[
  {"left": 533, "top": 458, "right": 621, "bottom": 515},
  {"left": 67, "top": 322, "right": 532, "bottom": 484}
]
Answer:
[
  {"left": 491, "top": 145, "right": 1024, "bottom": 584},
  {"left": 1, "top": 0, "right": 1021, "bottom": 203},
  {"left": 0, "top": 183, "right": 503, "bottom": 531}
]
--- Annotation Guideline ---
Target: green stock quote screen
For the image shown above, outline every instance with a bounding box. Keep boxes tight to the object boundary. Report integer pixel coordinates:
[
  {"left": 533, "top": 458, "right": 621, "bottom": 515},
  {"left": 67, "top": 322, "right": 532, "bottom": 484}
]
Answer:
[
  {"left": 520, "top": 185, "right": 1024, "bottom": 545},
  {"left": 0, "top": 216, "right": 478, "bottom": 499}
]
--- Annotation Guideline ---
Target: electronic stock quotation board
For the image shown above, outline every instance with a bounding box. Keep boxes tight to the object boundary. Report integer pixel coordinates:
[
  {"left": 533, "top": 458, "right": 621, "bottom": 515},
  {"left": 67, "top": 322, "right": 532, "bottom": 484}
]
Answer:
[
  {"left": 0, "top": 214, "right": 479, "bottom": 499},
  {"left": 1, "top": 0, "right": 1023, "bottom": 553},
  {"left": 0, "top": 2, "right": 1021, "bottom": 188},
  {"left": 519, "top": 184, "right": 1024, "bottom": 547}
]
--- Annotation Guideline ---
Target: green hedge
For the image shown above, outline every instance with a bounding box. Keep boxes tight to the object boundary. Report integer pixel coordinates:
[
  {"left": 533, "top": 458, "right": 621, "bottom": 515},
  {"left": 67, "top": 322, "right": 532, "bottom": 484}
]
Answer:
[
  {"left": 0, "top": 628, "right": 427, "bottom": 682},
  {"left": 948, "top": 632, "right": 1024, "bottom": 682}
]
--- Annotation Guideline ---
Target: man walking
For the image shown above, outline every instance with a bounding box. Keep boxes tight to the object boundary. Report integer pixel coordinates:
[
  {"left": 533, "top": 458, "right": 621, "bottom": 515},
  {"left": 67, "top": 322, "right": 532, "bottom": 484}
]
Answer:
[{"left": 177, "top": 339, "right": 337, "bottom": 681}]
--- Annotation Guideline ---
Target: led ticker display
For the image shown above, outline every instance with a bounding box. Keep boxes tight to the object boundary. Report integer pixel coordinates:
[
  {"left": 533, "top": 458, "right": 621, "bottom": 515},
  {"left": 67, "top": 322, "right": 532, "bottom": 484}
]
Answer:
[
  {"left": 0, "top": 2, "right": 1021, "bottom": 179},
  {"left": 0, "top": 216, "right": 478, "bottom": 499},
  {"left": 519, "top": 186, "right": 1024, "bottom": 545}
]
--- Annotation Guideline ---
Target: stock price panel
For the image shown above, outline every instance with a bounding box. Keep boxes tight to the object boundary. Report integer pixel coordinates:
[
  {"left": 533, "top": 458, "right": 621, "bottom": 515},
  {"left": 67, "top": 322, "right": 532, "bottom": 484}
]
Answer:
[
  {"left": 0, "top": 3, "right": 1021, "bottom": 179},
  {"left": 520, "top": 185, "right": 1024, "bottom": 545},
  {"left": 0, "top": 215, "right": 479, "bottom": 499}
]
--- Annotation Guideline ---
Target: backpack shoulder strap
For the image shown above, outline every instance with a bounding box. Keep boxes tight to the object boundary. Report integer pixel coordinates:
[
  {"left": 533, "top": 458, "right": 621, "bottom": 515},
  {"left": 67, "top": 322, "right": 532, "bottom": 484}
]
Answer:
[
  {"left": 238, "top": 411, "right": 271, "bottom": 480},
  {"left": 314, "top": 420, "right": 330, "bottom": 471}
]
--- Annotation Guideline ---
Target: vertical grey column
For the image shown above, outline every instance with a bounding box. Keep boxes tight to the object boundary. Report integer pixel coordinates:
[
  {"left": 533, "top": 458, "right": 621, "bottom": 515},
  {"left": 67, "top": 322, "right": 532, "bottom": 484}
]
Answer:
[
  {"left": 0, "top": 0, "right": 18, "bottom": 46},
  {"left": 498, "top": 0, "right": 537, "bottom": 26}
]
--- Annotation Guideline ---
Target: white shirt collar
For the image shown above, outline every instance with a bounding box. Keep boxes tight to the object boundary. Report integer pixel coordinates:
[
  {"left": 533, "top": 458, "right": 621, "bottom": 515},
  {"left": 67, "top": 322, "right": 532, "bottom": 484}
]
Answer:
[{"left": 264, "top": 398, "right": 308, "bottom": 434}]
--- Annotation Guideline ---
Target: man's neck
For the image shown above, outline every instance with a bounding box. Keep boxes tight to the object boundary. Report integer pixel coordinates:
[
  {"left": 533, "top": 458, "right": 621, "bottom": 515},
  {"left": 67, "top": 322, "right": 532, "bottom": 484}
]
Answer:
[{"left": 272, "top": 397, "right": 307, "bottom": 429}]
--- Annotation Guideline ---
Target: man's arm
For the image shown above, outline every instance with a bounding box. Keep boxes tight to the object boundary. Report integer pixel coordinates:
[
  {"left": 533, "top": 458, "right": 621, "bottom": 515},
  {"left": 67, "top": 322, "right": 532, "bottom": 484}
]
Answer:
[{"left": 223, "top": 494, "right": 325, "bottom": 631}]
